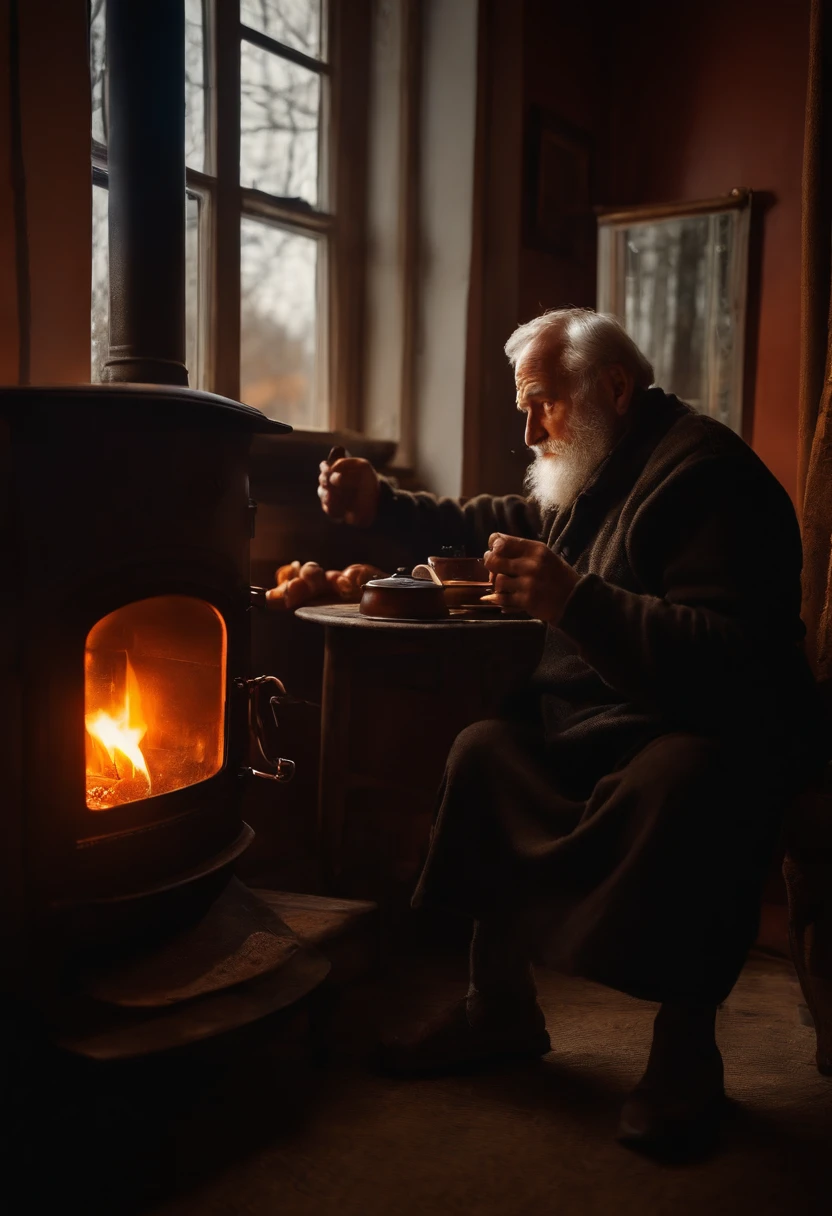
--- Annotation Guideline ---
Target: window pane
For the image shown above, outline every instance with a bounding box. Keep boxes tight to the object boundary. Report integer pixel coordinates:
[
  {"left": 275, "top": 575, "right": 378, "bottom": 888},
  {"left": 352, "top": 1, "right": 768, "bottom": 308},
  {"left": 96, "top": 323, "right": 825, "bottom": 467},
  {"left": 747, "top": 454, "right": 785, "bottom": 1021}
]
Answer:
[
  {"left": 91, "top": 183, "right": 109, "bottom": 382},
  {"left": 90, "top": 0, "right": 106, "bottom": 145},
  {"left": 240, "top": 218, "right": 323, "bottom": 428},
  {"left": 185, "top": 192, "right": 202, "bottom": 386},
  {"left": 89, "top": 0, "right": 206, "bottom": 172},
  {"left": 184, "top": 0, "right": 206, "bottom": 172},
  {"left": 241, "top": 41, "right": 321, "bottom": 205},
  {"left": 91, "top": 185, "right": 202, "bottom": 386},
  {"left": 240, "top": 0, "right": 323, "bottom": 60}
]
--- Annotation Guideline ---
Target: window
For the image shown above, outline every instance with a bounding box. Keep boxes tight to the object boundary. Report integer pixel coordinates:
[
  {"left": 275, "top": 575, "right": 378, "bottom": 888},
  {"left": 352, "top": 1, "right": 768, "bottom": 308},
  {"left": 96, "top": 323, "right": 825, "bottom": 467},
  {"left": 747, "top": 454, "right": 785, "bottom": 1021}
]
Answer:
[
  {"left": 89, "top": 0, "right": 336, "bottom": 431},
  {"left": 90, "top": 0, "right": 208, "bottom": 386},
  {"left": 238, "top": 1, "right": 329, "bottom": 428}
]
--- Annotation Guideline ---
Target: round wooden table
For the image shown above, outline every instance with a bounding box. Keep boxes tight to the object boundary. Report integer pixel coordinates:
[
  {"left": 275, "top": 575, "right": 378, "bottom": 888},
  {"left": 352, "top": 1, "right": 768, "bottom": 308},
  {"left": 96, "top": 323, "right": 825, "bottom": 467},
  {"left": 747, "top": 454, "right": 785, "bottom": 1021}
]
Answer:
[{"left": 296, "top": 603, "right": 545, "bottom": 902}]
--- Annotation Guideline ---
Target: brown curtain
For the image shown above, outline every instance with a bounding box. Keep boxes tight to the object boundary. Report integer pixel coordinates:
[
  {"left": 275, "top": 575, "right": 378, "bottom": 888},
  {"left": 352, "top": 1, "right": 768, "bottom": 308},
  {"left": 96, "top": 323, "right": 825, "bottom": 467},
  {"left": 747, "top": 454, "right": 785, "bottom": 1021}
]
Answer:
[{"left": 800, "top": 0, "right": 832, "bottom": 680}]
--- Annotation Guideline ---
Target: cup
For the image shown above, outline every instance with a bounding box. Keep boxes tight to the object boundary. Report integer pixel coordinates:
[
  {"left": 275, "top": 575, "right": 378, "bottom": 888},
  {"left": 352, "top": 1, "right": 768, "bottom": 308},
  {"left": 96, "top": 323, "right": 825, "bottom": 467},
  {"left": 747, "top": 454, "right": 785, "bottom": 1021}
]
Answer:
[{"left": 427, "top": 555, "right": 489, "bottom": 583}]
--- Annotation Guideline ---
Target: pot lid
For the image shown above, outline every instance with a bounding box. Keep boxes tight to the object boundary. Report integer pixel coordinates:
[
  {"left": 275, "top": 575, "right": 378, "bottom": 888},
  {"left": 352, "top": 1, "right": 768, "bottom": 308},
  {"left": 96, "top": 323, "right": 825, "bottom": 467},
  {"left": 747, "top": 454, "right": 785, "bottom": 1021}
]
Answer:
[{"left": 365, "top": 567, "right": 443, "bottom": 591}]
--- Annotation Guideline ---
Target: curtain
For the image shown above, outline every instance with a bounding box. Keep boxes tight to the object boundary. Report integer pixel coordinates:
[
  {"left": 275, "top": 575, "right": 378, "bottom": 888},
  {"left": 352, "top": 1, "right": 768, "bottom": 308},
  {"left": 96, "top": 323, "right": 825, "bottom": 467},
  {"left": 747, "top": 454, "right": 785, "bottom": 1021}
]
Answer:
[{"left": 800, "top": 0, "right": 832, "bottom": 680}]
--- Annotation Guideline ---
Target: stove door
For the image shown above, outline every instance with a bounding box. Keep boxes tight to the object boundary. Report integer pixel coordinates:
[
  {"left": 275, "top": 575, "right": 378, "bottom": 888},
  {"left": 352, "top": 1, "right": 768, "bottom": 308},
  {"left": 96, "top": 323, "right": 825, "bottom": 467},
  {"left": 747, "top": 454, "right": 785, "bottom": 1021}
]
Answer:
[{"left": 84, "top": 595, "right": 227, "bottom": 811}]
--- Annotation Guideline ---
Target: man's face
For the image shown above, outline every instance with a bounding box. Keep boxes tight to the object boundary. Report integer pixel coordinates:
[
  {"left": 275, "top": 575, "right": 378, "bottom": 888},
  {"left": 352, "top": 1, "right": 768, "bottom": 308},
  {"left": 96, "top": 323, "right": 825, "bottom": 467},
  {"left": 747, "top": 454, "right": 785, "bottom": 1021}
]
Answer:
[
  {"left": 514, "top": 341, "right": 576, "bottom": 452},
  {"left": 515, "top": 338, "right": 620, "bottom": 510}
]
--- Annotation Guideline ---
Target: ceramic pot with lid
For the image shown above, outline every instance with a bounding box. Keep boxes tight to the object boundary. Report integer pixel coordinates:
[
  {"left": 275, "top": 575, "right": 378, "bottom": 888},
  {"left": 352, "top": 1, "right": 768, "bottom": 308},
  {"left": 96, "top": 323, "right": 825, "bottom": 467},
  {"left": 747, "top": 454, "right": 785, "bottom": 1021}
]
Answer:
[{"left": 359, "top": 568, "right": 449, "bottom": 621}]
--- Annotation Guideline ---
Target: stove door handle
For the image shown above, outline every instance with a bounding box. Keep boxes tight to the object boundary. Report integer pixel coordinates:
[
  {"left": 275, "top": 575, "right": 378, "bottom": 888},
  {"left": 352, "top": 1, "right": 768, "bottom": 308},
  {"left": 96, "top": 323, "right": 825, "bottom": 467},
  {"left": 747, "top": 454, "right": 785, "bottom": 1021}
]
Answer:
[
  {"left": 243, "top": 761, "right": 296, "bottom": 784},
  {"left": 235, "top": 675, "right": 296, "bottom": 783}
]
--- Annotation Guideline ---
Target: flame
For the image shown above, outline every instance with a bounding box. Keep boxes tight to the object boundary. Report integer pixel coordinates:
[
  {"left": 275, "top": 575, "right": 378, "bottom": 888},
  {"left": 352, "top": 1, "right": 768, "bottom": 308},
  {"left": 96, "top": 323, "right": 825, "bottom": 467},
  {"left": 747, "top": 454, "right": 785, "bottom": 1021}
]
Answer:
[
  {"left": 85, "top": 656, "right": 150, "bottom": 788},
  {"left": 85, "top": 707, "right": 150, "bottom": 781}
]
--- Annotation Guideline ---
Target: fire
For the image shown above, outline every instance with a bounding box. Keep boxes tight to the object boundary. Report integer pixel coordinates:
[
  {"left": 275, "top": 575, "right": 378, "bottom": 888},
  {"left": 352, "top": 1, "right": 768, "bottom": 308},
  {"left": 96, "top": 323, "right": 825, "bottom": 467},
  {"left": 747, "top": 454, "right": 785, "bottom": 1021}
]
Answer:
[
  {"left": 85, "top": 655, "right": 151, "bottom": 807},
  {"left": 85, "top": 706, "right": 150, "bottom": 782}
]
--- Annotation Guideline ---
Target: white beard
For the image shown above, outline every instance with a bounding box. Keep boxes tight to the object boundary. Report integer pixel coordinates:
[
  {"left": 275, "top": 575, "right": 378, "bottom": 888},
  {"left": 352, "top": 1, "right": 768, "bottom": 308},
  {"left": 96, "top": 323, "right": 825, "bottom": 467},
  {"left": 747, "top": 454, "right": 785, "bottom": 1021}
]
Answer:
[{"left": 523, "top": 398, "right": 617, "bottom": 512}]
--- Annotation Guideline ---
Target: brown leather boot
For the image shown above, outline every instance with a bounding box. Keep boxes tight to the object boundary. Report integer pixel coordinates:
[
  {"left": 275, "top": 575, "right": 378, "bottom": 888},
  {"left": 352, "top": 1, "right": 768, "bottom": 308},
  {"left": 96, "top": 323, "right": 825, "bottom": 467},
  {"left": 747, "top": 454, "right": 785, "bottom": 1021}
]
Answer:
[{"left": 376, "top": 996, "right": 551, "bottom": 1076}]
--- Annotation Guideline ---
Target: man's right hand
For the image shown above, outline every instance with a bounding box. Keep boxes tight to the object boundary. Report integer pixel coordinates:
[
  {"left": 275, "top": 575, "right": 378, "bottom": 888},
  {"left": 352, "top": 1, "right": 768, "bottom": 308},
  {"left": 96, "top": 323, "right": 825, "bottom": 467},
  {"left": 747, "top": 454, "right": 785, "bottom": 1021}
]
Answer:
[{"left": 318, "top": 446, "right": 381, "bottom": 527}]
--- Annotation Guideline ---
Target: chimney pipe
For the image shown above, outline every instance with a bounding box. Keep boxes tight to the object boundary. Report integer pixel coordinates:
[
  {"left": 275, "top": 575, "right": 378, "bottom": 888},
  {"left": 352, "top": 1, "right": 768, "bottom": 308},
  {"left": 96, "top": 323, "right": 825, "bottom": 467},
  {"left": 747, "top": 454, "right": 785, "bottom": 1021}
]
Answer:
[{"left": 103, "top": 0, "right": 188, "bottom": 386}]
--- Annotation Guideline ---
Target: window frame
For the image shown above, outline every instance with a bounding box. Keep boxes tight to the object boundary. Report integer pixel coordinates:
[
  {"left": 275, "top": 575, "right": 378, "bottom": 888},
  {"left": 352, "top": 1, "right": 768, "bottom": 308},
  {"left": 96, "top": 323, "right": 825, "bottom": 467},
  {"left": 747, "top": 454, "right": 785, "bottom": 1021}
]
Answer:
[{"left": 91, "top": 0, "right": 370, "bottom": 437}]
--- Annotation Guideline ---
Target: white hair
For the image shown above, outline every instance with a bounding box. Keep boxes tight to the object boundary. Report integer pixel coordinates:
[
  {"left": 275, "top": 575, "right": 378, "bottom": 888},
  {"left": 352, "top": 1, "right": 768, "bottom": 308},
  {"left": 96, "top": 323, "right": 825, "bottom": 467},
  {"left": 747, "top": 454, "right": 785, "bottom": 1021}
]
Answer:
[{"left": 504, "top": 307, "right": 654, "bottom": 397}]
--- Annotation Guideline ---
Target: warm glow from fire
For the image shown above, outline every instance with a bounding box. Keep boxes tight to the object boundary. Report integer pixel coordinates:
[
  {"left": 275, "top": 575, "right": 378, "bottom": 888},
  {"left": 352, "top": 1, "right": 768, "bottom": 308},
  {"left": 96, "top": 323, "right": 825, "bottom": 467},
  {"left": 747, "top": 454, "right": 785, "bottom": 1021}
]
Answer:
[
  {"left": 85, "top": 596, "right": 227, "bottom": 811},
  {"left": 85, "top": 655, "right": 151, "bottom": 805},
  {"left": 85, "top": 706, "right": 150, "bottom": 783}
]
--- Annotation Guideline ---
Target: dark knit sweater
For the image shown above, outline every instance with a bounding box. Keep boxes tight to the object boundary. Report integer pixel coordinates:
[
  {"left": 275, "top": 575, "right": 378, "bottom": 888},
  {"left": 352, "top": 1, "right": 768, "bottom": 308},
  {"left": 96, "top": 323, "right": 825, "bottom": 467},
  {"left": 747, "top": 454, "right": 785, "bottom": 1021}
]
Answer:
[{"left": 373, "top": 388, "right": 824, "bottom": 787}]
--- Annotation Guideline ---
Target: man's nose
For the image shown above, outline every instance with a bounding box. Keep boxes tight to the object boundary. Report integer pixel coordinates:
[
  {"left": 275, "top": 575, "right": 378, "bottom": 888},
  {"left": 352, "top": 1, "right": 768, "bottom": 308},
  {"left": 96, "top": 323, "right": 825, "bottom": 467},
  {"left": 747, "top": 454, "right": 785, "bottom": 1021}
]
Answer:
[{"left": 524, "top": 411, "right": 546, "bottom": 449}]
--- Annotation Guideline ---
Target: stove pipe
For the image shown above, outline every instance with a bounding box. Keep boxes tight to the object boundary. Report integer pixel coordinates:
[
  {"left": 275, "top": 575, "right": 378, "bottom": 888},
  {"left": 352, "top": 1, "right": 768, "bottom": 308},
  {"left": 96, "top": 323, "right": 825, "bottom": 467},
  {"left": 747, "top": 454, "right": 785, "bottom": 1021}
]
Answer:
[{"left": 102, "top": 0, "right": 188, "bottom": 387}]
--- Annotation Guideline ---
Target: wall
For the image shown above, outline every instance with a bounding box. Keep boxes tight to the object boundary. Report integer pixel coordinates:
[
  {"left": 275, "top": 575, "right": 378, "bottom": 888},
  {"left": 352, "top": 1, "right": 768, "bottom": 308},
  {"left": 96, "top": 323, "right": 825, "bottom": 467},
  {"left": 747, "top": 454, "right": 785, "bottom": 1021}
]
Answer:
[
  {"left": 471, "top": 0, "right": 810, "bottom": 502},
  {"left": 464, "top": 0, "right": 610, "bottom": 498},
  {"left": 412, "top": 0, "right": 479, "bottom": 497},
  {"left": 0, "top": 1, "right": 18, "bottom": 383},
  {"left": 606, "top": 0, "right": 810, "bottom": 502},
  {"left": 363, "top": 0, "right": 409, "bottom": 449},
  {"left": 461, "top": 0, "right": 525, "bottom": 497},
  {"left": 519, "top": 0, "right": 609, "bottom": 325},
  {"left": 0, "top": 0, "right": 91, "bottom": 387}
]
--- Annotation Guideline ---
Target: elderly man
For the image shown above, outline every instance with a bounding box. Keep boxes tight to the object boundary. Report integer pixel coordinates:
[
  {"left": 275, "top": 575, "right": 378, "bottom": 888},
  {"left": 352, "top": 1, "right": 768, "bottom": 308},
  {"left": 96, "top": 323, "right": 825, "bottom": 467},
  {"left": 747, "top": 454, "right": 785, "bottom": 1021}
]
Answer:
[{"left": 317, "top": 308, "right": 824, "bottom": 1151}]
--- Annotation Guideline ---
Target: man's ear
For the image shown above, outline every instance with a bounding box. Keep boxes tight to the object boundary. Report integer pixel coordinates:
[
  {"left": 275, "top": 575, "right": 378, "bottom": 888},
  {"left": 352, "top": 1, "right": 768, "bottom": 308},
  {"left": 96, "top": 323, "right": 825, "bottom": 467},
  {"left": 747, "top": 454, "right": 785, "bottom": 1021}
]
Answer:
[{"left": 603, "top": 363, "right": 635, "bottom": 416}]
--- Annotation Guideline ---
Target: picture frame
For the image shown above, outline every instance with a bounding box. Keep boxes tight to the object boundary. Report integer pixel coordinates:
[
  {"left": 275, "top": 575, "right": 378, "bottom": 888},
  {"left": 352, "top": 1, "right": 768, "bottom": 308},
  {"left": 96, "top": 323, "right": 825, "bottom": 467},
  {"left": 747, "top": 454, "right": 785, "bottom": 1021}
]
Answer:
[{"left": 523, "top": 107, "right": 593, "bottom": 264}]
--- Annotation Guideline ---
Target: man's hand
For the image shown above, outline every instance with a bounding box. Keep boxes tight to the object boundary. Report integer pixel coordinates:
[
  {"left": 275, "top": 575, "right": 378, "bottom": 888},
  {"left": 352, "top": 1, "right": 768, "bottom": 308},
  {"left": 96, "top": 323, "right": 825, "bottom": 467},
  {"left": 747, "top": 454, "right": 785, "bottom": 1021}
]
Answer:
[
  {"left": 483, "top": 533, "right": 579, "bottom": 623},
  {"left": 318, "top": 446, "right": 381, "bottom": 527}
]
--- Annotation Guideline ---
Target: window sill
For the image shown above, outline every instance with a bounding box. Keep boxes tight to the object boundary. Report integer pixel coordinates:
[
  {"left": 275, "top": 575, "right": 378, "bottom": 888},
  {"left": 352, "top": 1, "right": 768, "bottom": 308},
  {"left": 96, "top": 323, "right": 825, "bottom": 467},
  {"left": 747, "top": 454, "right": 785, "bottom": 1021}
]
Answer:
[
  {"left": 252, "top": 429, "right": 395, "bottom": 460},
  {"left": 249, "top": 430, "right": 400, "bottom": 497}
]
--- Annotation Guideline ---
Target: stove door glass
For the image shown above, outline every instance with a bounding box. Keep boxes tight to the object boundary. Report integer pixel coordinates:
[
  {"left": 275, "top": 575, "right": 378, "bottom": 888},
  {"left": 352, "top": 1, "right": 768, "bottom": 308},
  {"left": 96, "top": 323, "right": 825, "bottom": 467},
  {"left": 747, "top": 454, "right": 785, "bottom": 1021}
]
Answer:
[{"left": 85, "top": 596, "right": 227, "bottom": 811}]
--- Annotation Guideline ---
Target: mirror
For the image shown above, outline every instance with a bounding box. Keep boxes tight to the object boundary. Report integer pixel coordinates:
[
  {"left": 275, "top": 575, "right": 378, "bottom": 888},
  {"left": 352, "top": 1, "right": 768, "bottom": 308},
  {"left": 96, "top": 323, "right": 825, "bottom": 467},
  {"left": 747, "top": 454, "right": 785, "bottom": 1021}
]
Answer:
[{"left": 597, "top": 189, "right": 752, "bottom": 434}]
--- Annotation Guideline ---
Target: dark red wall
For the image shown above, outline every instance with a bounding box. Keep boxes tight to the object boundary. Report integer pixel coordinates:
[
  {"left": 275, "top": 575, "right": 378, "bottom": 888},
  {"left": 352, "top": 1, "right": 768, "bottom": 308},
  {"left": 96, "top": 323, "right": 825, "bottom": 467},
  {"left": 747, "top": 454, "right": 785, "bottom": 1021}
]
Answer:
[
  {"left": 609, "top": 0, "right": 810, "bottom": 502},
  {"left": 520, "top": 0, "right": 609, "bottom": 324},
  {"left": 520, "top": 0, "right": 810, "bottom": 502}
]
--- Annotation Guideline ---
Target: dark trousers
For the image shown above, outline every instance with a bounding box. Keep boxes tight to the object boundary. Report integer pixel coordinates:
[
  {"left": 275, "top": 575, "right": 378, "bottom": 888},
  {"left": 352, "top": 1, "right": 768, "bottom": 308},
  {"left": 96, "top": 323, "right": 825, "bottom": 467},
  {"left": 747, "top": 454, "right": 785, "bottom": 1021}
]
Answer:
[{"left": 412, "top": 721, "right": 788, "bottom": 1007}]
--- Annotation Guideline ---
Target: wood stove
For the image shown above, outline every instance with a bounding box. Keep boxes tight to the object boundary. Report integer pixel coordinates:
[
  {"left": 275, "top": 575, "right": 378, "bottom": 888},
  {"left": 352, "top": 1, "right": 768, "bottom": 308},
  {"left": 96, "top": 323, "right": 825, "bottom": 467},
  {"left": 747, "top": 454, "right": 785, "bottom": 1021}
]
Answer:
[
  {"left": 0, "top": 383, "right": 312, "bottom": 1000},
  {"left": 0, "top": 1, "right": 338, "bottom": 1052}
]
